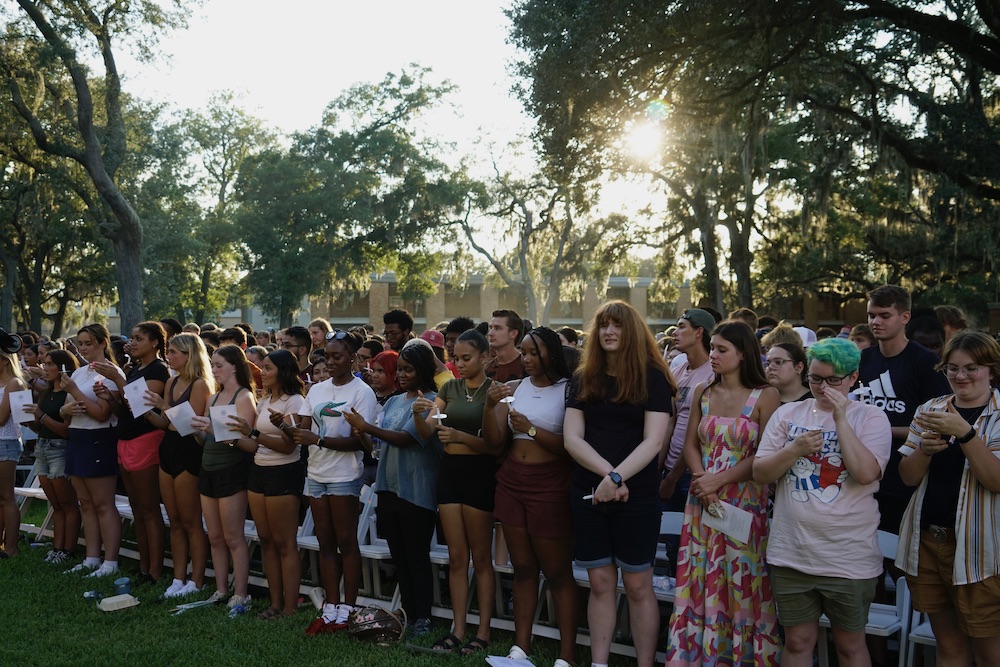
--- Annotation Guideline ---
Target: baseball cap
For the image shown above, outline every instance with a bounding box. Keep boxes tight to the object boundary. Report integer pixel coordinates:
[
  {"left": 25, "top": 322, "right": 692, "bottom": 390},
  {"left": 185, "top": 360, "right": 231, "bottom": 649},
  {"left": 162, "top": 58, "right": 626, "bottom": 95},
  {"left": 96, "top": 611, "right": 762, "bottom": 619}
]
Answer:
[
  {"left": 679, "top": 308, "right": 716, "bottom": 333},
  {"left": 793, "top": 326, "right": 818, "bottom": 347},
  {"left": 419, "top": 329, "right": 445, "bottom": 349}
]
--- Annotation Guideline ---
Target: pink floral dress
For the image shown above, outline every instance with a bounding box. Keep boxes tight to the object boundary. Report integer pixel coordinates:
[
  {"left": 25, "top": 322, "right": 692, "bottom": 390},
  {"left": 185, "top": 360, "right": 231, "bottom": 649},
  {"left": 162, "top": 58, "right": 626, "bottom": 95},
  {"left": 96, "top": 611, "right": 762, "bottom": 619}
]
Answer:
[{"left": 665, "top": 386, "right": 782, "bottom": 666}]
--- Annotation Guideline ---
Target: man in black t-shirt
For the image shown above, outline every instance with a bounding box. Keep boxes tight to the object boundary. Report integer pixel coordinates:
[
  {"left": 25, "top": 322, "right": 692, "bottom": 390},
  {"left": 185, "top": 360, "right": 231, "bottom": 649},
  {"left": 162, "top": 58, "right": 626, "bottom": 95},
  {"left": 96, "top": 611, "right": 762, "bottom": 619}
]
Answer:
[{"left": 857, "top": 285, "right": 951, "bottom": 534}]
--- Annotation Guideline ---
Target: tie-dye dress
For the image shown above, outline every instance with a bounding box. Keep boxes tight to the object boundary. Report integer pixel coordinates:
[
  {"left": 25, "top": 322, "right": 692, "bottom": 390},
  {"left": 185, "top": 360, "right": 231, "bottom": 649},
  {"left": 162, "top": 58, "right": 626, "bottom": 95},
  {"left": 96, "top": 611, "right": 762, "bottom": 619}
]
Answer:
[{"left": 665, "top": 386, "right": 782, "bottom": 666}]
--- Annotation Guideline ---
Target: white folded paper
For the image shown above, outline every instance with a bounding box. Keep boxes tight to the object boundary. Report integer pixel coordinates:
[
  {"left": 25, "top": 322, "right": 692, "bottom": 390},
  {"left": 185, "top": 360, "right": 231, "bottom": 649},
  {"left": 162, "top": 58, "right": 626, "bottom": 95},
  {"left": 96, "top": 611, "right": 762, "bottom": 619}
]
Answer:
[
  {"left": 9, "top": 389, "right": 34, "bottom": 424},
  {"left": 209, "top": 404, "right": 240, "bottom": 441},
  {"left": 164, "top": 402, "right": 198, "bottom": 437},
  {"left": 701, "top": 500, "right": 753, "bottom": 545},
  {"left": 123, "top": 377, "right": 153, "bottom": 418}
]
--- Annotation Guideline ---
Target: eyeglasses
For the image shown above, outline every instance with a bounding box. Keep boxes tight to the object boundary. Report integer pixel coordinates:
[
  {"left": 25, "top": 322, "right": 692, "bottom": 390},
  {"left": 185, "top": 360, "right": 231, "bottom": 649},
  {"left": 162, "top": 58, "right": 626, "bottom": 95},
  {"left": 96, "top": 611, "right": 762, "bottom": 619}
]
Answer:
[
  {"left": 764, "top": 359, "right": 792, "bottom": 370},
  {"left": 942, "top": 364, "right": 983, "bottom": 378},
  {"left": 806, "top": 373, "right": 848, "bottom": 386},
  {"left": 382, "top": 328, "right": 402, "bottom": 337},
  {"left": 325, "top": 329, "right": 349, "bottom": 341},
  {"left": 281, "top": 342, "right": 304, "bottom": 349}
]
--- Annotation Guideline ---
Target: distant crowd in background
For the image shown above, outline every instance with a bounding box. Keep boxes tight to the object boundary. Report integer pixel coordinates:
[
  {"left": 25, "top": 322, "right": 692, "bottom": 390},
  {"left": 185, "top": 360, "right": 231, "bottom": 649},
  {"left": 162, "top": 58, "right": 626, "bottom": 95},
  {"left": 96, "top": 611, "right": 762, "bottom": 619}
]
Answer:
[{"left": 0, "top": 287, "right": 997, "bottom": 667}]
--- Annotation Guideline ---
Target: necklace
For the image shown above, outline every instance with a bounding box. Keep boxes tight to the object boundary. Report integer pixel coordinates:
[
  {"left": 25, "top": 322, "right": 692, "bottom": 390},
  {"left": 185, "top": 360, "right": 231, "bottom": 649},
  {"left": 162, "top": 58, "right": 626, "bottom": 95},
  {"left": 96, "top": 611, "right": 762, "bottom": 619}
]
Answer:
[{"left": 465, "top": 379, "right": 488, "bottom": 402}]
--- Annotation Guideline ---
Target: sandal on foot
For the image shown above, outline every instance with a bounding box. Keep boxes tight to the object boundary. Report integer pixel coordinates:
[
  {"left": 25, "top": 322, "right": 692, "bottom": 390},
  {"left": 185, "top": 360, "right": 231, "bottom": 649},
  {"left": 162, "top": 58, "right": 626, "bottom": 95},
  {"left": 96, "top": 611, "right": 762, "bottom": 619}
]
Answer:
[
  {"left": 459, "top": 637, "right": 490, "bottom": 656},
  {"left": 257, "top": 607, "right": 282, "bottom": 620},
  {"left": 430, "top": 632, "right": 462, "bottom": 653}
]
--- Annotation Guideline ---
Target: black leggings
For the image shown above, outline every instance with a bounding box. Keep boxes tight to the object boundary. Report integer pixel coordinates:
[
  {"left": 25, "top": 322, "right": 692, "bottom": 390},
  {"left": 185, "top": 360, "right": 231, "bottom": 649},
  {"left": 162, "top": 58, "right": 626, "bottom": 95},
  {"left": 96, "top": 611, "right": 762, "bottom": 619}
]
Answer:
[{"left": 376, "top": 491, "right": 436, "bottom": 619}]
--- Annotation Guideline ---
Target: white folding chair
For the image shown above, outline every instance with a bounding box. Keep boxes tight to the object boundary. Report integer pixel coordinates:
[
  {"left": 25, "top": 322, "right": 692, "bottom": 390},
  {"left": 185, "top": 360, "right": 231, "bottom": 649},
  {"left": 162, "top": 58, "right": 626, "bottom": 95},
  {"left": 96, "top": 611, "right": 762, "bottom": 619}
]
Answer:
[{"left": 904, "top": 609, "right": 936, "bottom": 667}]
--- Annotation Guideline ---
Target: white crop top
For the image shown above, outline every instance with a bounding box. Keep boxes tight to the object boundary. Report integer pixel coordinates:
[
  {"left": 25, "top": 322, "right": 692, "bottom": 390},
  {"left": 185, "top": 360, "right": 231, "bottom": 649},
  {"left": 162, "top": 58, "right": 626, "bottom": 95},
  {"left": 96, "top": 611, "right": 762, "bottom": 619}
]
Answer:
[{"left": 509, "top": 377, "right": 567, "bottom": 440}]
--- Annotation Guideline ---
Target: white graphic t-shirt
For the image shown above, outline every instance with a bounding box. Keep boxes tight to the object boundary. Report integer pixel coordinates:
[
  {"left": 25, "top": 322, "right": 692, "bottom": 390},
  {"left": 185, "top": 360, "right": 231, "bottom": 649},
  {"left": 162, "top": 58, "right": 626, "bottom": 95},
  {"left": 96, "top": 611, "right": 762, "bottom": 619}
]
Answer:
[
  {"left": 298, "top": 376, "right": 377, "bottom": 483},
  {"left": 757, "top": 398, "right": 892, "bottom": 578}
]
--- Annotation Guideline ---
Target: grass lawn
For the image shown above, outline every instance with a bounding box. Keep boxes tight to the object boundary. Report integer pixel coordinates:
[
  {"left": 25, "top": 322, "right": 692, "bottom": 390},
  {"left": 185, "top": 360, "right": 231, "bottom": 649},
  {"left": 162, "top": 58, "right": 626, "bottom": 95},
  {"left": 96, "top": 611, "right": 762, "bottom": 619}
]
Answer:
[{"left": 4, "top": 521, "right": 640, "bottom": 666}]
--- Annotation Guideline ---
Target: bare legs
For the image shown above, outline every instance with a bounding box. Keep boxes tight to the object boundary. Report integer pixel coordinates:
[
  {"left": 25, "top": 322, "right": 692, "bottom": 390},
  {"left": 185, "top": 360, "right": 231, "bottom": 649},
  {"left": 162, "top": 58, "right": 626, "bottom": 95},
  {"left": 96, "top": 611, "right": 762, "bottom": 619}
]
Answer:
[
  {"left": 159, "top": 469, "right": 207, "bottom": 586},
  {"left": 310, "top": 493, "right": 360, "bottom": 606},
  {"left": 503, "top": 523, "right": 578, "bottom": 663},
  {"left": 37, "top": 475, "right": 80, "bottom": 553},
  {"left": 121, "top": 464, "right": 165, "bottom": 579},
  {"left": 70, "top": 475, "right": 120, "bottom": 562},
  {"left": 0, "top": 461, "right": 19, "bottom": 555},
  {"left": 248, "top": 491, "right": 301, "bottom": 615},
  {"left": 439, "top": 503, "right": 496, "bottom": 644},
  {"left": 202, "top": 490, "right": 250, "bottom": 597}
]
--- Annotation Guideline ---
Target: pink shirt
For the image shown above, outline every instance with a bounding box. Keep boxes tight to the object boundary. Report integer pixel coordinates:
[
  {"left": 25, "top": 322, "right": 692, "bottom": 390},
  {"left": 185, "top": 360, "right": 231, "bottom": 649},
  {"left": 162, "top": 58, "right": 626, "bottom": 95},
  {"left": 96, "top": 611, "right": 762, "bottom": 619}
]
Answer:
[
  {"left": 664, "top": 359, "right": 715, "bottom": 469},
  {"left": 757, "top": 398, "right": 892, "bottom": 578}
]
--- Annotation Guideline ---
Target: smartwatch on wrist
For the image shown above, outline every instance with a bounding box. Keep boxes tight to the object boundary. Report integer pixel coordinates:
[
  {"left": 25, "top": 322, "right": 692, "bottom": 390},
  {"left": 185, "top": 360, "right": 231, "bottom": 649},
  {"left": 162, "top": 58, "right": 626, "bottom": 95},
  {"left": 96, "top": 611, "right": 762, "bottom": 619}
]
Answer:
[
  {"left": 956, "top": 427, "right": 977, "bottom": 444},
  {"left": 608, "top": 471, "right": 623, "bottom": 487},
  {"left": 249, "top": 428, "right": 260, "bottom": 440}
]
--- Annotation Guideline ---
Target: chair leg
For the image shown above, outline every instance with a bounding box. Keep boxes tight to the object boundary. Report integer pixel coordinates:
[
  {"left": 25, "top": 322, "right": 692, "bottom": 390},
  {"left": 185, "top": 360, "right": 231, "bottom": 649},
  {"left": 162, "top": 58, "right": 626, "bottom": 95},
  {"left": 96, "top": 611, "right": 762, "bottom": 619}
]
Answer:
[{"left": 817, "top": 627, "right": 830, "bottom": 667}]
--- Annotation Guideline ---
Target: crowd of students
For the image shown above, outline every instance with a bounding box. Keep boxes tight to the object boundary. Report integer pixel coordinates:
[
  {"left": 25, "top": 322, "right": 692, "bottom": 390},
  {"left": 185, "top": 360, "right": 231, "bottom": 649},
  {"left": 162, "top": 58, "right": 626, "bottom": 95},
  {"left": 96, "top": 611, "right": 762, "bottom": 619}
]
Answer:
[{"left": 0, "top": 288, "right": 997, "bottom": 667}]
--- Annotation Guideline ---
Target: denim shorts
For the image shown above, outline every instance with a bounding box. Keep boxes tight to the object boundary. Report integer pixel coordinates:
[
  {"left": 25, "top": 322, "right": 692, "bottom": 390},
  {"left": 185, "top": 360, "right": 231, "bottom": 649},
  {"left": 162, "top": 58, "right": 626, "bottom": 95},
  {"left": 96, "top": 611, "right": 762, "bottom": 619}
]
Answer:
[
  {"left": 34, "top": 438, "right": 69, "bottom": 478},
  {"left": 0, "top": 438, "right": 22, "bottom": 463},
  {"left": 305, "top": 475, "right": 363, "bottom": 499}
]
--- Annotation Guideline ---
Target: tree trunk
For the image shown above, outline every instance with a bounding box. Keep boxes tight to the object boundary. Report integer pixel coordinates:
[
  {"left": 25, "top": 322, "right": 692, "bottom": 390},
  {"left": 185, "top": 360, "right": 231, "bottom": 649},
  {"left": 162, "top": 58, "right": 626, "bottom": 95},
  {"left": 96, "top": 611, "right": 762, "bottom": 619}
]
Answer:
[
  {"left": 0, "top": 256, "right": 16, "bottom": 331},
  {"left": 694, "top": 188, "right": 724, "bottom": 312},
  {"left": 195, "top": 262, "right": 212, "bottom": 324},
  {"left": 52, "top": 292, "right": 70, "bottom": 339}
]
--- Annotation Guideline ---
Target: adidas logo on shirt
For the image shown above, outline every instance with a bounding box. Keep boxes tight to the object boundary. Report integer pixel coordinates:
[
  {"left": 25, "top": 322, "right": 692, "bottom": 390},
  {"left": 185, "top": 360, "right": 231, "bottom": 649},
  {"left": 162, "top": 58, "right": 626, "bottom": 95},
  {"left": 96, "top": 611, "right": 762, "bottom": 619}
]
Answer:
[{"left": 862, "top": 370, "right": 907, "bottom": 414}]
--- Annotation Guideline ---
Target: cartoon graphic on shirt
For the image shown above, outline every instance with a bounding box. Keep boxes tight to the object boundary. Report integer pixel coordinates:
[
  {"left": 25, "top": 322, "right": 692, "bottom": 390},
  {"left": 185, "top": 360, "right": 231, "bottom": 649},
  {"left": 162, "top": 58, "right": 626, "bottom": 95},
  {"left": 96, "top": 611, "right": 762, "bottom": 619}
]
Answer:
[
  {"left": 319, "top": 402, "right": 347, "bottom": 418},
  {"left": 785, "top": 424, "right": 849, "bottom": 504}
]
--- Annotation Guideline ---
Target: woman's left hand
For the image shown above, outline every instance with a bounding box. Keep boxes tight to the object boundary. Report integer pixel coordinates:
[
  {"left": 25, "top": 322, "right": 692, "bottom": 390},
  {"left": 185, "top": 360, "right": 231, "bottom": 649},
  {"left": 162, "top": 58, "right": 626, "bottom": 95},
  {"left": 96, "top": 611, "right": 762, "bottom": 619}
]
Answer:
[
  {"left": 508, "top": 409, "right": 532, "bottom": 434},
  {"left": 690, "top": 470, "right": 723, "bottom": 499},
  {"left": 915, "top": 409, "right": 971, "bottom": 439},
  {"left": 228, "top": 415, "right": 251, "bottom": 437},
  {"left": 819, "top": 384, "right": 849, "bottom": 418},
  {"left": 436, "top": 425, "right": 462, "bottom": 445},
  {"left": 91, "top": 360, "right": 119, "bottom": 381}
]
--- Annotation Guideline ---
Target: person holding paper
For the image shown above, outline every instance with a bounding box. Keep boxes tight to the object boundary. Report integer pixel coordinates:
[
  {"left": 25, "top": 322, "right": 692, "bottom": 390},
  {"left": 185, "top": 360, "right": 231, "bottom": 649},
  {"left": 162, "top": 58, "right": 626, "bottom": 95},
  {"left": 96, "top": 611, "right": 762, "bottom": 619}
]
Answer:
[
  {"left": 57, "top": 324, "right": 126, "bottom": 577},
  {"left": 754, "top": 337, "right": 891, "bottom": 667},
  {"left": 25, "top": 350, "right": 80, "bottom": 563},
  {"left": 143, "top": 332, "right": 213, "bottom": 598},
  {"left": 895, "top": 331, "right": 1000, "bottom": 667},
  {"left": 94, "top": 322, "right": 170, "bottom": 584},
  {"left": 190, "top": 345, "right": 257, "bottom": 616},
  {"left": 291, "top": 329, "right": 377, "bottom": 635},
  {"left": 564, "top": 301, "right": 674, "bottom": 667},
  {"left": 0, "top": 347, "right": 28, "bottom": 558},
  {"left": 229, "top": 349, "right": 305, "bottom": 620},
  {"left": 666, "top": 320, "right": 781, "bottom": 667}
]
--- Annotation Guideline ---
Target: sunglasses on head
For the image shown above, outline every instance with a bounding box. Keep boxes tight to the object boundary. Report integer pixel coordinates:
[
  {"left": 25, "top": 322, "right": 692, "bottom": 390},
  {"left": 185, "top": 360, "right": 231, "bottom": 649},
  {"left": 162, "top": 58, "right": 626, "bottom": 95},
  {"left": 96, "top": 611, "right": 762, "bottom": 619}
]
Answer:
[{"left": 325, "top": 329, "right": 349, "bottom": 341}]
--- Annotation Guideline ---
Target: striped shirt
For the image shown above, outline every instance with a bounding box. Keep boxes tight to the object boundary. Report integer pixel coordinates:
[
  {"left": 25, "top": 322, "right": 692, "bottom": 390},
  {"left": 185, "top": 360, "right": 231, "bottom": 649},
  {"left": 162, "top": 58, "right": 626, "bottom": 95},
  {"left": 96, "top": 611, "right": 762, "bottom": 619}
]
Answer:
[{"left": 894, "top": 388, "right": 1000, "bottom": 585}]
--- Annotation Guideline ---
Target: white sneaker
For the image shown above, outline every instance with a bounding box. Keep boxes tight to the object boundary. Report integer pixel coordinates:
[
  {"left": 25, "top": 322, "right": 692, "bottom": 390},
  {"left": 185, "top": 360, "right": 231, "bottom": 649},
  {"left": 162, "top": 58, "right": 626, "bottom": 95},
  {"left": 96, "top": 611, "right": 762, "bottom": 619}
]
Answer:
[
  {"left": 227, "top": 595, "right": 252, "bottom": 618},
  {"left": 163, "top": 579, "right": 186, "bottom": 598},
  {"left": 177, "top": 580, "right": 201, "bottom": 596},
  {"left": 86, "top": 562, "right": 119, "bottom": 578},
  {"left": 65, "top": 561, "right": 98, "bottom": 574},
  {"left": 554, "top": 660, "right": 572, "bottom": 667},
  {"left": 507, "top": 645, "right": 530, "bottom": 661},
  {"left": 206, "top": 590, "right": 228, "bottom": 604}
]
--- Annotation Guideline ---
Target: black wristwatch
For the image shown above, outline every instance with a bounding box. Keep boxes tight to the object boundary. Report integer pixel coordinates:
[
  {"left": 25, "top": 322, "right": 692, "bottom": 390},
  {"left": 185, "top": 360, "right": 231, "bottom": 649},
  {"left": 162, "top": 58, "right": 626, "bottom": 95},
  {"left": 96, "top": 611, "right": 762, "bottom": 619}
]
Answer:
[
  {"left": 249, "top": 428, "right": 260, "bottom": 440},
  {"left": 608, "top": 471, "right": 623, "bottom": 487},
  {"left": 956, "top": 427, "right": 977, "bottom": 444}
]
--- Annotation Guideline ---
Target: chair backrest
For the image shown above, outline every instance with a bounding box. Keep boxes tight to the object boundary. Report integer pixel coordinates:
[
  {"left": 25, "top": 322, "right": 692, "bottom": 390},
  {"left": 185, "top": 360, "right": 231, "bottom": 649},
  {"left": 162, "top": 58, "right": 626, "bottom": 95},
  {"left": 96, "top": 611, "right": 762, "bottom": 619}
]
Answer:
[
  {"left": 877, "top": 530, "right": 899, "bottom": 561},
  {"left": 660, "top": 511, "right": 685, "bottom": 537},
  {"left": 357, "top": 485, "right": 379, "bottom": 545}
]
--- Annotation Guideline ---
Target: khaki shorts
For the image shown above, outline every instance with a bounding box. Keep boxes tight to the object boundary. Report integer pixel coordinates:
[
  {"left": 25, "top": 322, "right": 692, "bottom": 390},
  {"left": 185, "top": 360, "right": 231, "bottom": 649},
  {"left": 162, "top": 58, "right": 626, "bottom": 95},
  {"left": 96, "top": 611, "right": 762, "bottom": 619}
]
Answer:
[
  {"left": 906, "top": 527, "right": 1000, "bottom": 638},
  {"left": 770, "top": 565, "right": 877, "bottom": 633}
]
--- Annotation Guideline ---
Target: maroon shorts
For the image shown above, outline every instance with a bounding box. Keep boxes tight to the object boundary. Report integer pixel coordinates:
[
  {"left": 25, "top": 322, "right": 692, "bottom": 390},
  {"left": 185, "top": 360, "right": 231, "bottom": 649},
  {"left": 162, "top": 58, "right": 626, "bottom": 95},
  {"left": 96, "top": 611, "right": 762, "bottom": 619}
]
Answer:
[{"left": 494, "top": 457, "right": 572, "bottom": 539}]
